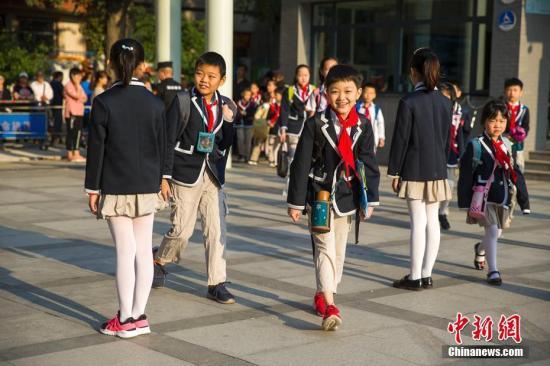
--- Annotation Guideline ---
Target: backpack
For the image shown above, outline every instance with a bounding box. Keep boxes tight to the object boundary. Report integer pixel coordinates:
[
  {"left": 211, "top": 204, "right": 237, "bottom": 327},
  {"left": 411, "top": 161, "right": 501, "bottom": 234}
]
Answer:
[
  {"left": 469, "top": 136, "right": 513, "bottom": 170},
  {"left": 175, "top": 90, "right": 191, "bottom": 139}
]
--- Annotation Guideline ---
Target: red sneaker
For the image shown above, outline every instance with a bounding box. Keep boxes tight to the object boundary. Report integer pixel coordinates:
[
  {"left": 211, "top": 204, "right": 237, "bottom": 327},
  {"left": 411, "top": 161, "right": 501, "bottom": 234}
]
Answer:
[
  {"left": 322, "top": 305, "right": 342, "bottom": 331},
  {"left": 100, "top": 312, "right": 137, "bottom": 338},
  {"left": 133, "top": 314, "right": 151, "bottom": 335},
  {"left": 313, "top": 293, "right": 327, "bottom": 317}
]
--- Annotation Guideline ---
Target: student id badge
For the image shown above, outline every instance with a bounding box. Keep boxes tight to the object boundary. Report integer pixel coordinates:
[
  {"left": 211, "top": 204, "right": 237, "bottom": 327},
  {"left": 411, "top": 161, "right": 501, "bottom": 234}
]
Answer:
[{"left": 197, "top": 131, "right": 215, "bottom": 153}]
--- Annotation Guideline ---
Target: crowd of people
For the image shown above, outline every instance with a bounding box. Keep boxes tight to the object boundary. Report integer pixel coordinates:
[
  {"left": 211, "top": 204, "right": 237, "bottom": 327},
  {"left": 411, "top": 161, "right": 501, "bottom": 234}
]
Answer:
[{"left": 74, "top": 36, "right": 534, "bottom": 336}]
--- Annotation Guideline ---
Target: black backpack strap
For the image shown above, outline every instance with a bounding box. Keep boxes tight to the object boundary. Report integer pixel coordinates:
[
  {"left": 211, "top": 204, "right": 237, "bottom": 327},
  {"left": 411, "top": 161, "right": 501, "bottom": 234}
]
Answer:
[
  {"left": 312, "top": 113, "right": 326, "bottom": 163},
  {"left": 176, "top": 90, "right": 191, "bottom": 139}
]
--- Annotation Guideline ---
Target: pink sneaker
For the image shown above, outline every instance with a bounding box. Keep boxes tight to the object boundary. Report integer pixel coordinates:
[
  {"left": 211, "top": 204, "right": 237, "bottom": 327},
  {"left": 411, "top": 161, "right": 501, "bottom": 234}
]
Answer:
[
  {"left": 133, "top": 314, "right": 151, "bottom": 335},
  {"left": 100, "top": 312, "right": 137, "bottom": 338}
]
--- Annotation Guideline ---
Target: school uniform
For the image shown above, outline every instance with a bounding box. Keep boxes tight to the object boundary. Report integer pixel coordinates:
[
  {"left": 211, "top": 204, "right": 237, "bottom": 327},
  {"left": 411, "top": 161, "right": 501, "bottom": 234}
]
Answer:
[
  {"left": 155, "top": 87, "right": 236, "bottom": 286},
  {"left": 458, "top": 133, "right": 530, "bottom": 228},
  {"left": 267, "top": 99, "right": 281, "bottom": 164},
  {"left": 440, "top": 101, "right": 472, "bottom": 216},
  {"left": 85, "top": 79, "right": 167, "bottom": 218},
  {"left": 307, "top": 84, "right": 328, "bottom": 113},
  {"left": 356, "top": 101, "right": 385, "bottom": 152},
  {"left": 235, "top": 99, "right": 257, "bottom": 161},
  {"left": 388, "top": 82, "right": 452, "bottom": 285},
  {"left": 388, "top": 83, "right": 453, "bottom": 201},
  {"left": 505, "top": 101, "right": 530, "bottom": 172},
  {"left": 288, "top": 108, "right": 380, "bottom": 294}
]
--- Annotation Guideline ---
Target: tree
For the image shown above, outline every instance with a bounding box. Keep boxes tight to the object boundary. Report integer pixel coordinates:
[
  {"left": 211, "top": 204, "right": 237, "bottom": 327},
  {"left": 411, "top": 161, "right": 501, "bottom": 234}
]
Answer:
[{"left": 0, "top": 32, "right": 50, "bottom": 82}]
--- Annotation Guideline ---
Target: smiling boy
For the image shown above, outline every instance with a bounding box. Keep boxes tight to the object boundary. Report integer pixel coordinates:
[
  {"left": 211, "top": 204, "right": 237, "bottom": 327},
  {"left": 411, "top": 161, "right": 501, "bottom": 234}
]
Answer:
[
  {"left": 153, "top": 52, "right": 237, "bottom": 304},
  {"left": 287, "top": 65, "right": 380, "bottom": 331}
]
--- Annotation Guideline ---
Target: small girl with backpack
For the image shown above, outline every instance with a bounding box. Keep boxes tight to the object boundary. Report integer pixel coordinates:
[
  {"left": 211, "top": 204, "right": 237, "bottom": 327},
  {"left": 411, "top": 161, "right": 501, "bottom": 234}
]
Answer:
[{"left": 457, "top": 100, "right": 530, "bottom": 286}]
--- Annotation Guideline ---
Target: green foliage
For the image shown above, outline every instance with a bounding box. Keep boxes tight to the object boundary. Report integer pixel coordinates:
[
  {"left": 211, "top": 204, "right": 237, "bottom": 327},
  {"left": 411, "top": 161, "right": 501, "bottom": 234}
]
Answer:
[
  {"left": 181, "top": 19, "right": 206, "bottom": 80},
  {"left": 0, "top": 32, "right": 50, "bottom": 82},
  {"left": 128, "top": 4, "right": 156, "bottom": 62},
  {"left": 79, "top": 0, "right": 106, "bottom": 58}
]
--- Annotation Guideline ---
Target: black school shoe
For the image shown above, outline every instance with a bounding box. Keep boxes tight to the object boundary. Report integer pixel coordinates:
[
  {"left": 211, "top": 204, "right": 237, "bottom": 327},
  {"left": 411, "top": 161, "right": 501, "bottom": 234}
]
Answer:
[
  {"left": 152, "top": 262, "right": 167, "bottom": 288},
  {"left": 393, "top": 275, "right": 422, "bottom": 291},
  {"left": 152, "top": 246, "right": 167, "bottom": 289},
  {"left": 438, "top": 214, "right": 451, "bottom": 230},
  {"left": 207, "top": 282, "right": 236, "bottom": 304},
  {"left": 421, "top": 277, "right": 433, "bottom": 289},
  {"left": 487, "top": 271, "right": 502, "bottom": 286}
]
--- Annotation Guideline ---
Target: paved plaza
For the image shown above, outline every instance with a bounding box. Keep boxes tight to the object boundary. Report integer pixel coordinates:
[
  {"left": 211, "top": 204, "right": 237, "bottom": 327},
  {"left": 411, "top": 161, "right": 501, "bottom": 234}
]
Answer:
[{"left": 0, "top": 159, "right": 549, "bottom": 365}]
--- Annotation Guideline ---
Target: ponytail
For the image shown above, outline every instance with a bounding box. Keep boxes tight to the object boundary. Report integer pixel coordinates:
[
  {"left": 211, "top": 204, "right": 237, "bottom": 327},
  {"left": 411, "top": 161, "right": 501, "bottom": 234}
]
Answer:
[
  {"left": 410, "top": 48, "right": 440, "bottom": 91},
  {"left": 109, "top": 38, "right": 145, "bottom": 87}
]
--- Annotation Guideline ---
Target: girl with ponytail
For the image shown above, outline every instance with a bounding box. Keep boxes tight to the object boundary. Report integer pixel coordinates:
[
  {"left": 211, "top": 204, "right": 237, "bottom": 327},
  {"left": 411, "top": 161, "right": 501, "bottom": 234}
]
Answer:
[
  {"left": 388, "top": 47, "right": 453, "bottom": 291},
  {"left": 85, "top": 38, "right": 168, "bottom": 337}
]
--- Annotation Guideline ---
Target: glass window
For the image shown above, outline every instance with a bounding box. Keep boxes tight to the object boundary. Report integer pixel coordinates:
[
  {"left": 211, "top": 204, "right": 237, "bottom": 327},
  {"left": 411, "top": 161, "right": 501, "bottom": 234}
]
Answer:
[
  {"left": 312, "top": 1, "right": 490, "bottom": 93},
  {"left": 403, "top": 0, "right": 473, "bottom": 20},
  {"left": 476, "top": 23, "right": 490, "bottom": 91},
  {"left": 353, "top": 26, "right": 399, "bottom": 92},
  {"left": 313, "top": 3, "right": 334, "bottom": 26},
  {"left": 402, "top": 22, "right": 472, "bottom": 91},
  {"left": 336, "top": 1, "right": 397, "bottom": 24}
]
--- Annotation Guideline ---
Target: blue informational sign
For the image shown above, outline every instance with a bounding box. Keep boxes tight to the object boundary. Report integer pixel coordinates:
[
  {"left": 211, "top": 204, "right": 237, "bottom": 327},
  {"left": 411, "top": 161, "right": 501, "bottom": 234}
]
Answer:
[
  {"left": 498, "top": 10, "right": 517, "bottom": 31},
  {"left": 0, "top": 112, "right": 48, "bottom": 139}
]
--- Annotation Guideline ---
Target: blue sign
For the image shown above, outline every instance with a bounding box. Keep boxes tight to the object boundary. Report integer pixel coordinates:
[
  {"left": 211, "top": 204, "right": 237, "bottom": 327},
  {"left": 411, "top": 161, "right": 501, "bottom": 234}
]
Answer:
[
  {"left": 0, "top": 112, "right": 48, "bottom": 139},
  {"left": 498, "top": 10, "right": 517, "bottom": 31}
]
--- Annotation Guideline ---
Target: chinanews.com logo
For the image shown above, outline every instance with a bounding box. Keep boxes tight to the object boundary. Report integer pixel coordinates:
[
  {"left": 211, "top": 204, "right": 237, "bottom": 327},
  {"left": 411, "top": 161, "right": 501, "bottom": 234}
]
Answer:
[{"left": 443, "top": 313, "right": 528, "bottom": 358}]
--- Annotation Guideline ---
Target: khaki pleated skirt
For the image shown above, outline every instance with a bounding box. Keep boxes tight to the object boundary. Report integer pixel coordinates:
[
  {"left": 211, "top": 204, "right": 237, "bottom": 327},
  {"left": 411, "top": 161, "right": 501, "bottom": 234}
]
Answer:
[
  {"left": 466, "top": 185, "right": 517, "bottom": 229},
  {"left": 398, "top": 179, "right": 452, "bottom": 202},
  {"left": 97, "top": 192, "right": 168, "bottom": 220}
]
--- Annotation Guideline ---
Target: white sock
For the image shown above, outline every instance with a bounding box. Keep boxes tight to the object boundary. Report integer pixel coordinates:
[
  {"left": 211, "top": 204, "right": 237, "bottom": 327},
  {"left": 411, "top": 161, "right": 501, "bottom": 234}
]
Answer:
[
  {"left": 438, "top": 200, "right": 449, "bottom": 216},
  {"left": 131, "top": 214, "right": 154, "bottom": 318},
  {"left": 108, "top": 214, "right": 155, "bottom": 321},
  {"left": 483, "top": 224, "right": 501, "bottom": 278},
  {"left": 422, "top": 201, "right": 441, "bottom": 278}
]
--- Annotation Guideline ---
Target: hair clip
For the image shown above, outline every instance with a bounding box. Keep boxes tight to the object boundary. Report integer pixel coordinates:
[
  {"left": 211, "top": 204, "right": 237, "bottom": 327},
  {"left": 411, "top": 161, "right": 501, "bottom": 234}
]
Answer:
[{"left": 121, "top": 45, "right": 134, "bottom": 51}]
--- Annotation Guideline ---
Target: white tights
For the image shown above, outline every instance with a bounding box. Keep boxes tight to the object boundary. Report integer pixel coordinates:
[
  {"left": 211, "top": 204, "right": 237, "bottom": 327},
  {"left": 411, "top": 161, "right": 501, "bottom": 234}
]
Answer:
[
  {"left": 480, "top": 224, "right": 501, "bottom": 277},
  {"left": 108, "top": 214, "right": 155, "bottom": 321},
  {"left": 407, "top": 199, "right": 441, "bottom": 280}
]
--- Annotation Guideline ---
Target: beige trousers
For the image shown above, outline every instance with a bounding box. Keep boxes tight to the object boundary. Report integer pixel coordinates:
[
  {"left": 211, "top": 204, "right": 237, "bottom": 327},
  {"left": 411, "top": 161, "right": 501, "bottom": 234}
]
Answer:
[
  {"left": 155, "top": 170, "right": 226, "bottom": 286},
  {"left": 309, "top": 209, "right": 352, "bottom": 293}
]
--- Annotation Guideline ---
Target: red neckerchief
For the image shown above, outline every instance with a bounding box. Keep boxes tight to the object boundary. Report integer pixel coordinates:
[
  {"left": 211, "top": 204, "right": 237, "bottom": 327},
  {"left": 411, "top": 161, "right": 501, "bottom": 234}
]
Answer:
[
  {"left": 507, "top": 103, "right": 520, "bottom": 131},
  {"left": 203, "top": 97, "right": 218, "bottom": 132},
  {"left": 363, "top": 102, "right": 371, "bottom": 121},
  {"left": 268, "top": 101, "right": 280, "bottom": 127},
  {"left": 251, "top": 93, "right": 261, "bottom": 105},
  {"left": 449, "top": 103, "right": 462, "bottom": 155},
  {"left": 332, "top": 107, "right": 359, "bottom": 181},
  {"left": 492, "top": 138, "right": 517, "bottom": 183},
  {"left": 299, "top": 84, "right": 310, "bottom": 101},
  {"left": 238, "top": 99, "right": 250, "bottom": 111}
]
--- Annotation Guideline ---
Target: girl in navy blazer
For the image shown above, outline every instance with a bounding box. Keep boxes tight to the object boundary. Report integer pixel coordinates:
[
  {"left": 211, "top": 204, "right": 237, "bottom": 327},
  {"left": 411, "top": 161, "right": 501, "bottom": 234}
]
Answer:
[
  {"left": 388, "top": 48, "right": 452, "bottom": 291},
  {"left": 85, "top": 39, "right": 167, "bottom": 338},
  {"left": 458, "top": 100, "right": 530, "bottom": 285}
]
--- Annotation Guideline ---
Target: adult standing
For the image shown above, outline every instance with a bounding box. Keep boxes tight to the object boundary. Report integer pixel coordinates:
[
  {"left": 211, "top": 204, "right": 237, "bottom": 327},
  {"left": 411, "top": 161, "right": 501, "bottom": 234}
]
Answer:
[
  {"left": 155, "top": 61, "right": 182, "bottom": 108},
  {"left": 388, "top": 48, "right": 452, "bottom": 291},
  {"left": 30, "top": 71, "right": 54, "bottom": 106},
  {"left": 13, "top": 72, "right": 34, "bottom": 101},
  {"left": 50, "top": 71, "right": 64, "bottom": 144},
  {"left": 0, "top": 75, "right": 12, "bottom": 101},
  {"left": 64, "top": 67, "right": 87, "bottom": 162}
]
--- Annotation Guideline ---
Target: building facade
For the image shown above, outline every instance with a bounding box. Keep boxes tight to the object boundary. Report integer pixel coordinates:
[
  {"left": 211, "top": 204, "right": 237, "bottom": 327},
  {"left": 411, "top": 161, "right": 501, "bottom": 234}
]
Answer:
[{"left": 279, "top": 0, "right": 550, "bottom": 165}]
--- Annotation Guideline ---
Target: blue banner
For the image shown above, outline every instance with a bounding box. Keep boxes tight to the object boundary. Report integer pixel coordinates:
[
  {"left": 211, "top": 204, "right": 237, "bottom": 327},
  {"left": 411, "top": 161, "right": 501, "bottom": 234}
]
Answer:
[{"left": 0, "top": 112, "right": 48, "bottom": 139}]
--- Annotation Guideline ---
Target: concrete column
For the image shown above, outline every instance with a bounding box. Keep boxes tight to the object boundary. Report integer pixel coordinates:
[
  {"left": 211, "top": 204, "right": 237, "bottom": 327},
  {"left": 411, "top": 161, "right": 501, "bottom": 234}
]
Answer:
[
  {"left": 206, "top": 0, "right": 234, "bottom": 167},
  {"left": 205, "top": 0, "right": 234, "bottom": 98},
  {"left": 156, "top": 0, "right": 181, "bottom": 80}
]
